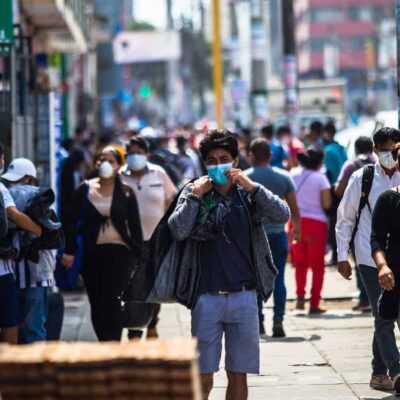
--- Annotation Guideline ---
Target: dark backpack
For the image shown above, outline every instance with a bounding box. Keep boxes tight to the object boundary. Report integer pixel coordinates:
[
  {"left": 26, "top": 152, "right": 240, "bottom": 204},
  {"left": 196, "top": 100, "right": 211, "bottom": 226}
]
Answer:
[
  {"left": 349, "top": 164, "right": 375, "bottom": 253},
  {"left": 120, "top": 182, "right": 192, "bottom": 303},
  {"left": 151, "top": 149, "right": 185, "bottom": 186}
]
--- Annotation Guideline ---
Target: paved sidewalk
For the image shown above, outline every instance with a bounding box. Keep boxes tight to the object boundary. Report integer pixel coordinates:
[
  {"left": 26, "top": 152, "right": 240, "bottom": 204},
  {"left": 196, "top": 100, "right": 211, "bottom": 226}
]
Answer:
[{"left": 61, "top": 266, "right": 400, "bottom": 400}]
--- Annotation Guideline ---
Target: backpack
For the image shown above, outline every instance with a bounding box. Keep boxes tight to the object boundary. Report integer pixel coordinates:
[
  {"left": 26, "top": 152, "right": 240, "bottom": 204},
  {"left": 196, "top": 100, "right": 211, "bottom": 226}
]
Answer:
[
  {"left": 120, "top": 181, "right": 193, "bottom": 304},
  {"left": 151, "top": 149, "right": 185, "bottom": 186},
  {"left": 349, "top": 165, "right": 375, "bottom": 253}
]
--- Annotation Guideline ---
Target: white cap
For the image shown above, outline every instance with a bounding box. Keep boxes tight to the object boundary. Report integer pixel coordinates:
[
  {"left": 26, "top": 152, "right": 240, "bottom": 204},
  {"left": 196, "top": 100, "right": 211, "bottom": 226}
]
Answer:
[
  {"left": 2, "top": 158, "right": 37, "bottom": 182},
  {"left": 140, "top": 127, "right": 159, "bottom": 138}
]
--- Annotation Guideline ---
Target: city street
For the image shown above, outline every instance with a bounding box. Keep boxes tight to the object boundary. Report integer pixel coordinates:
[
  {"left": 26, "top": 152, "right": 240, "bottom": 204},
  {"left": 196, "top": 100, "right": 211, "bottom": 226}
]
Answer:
[{"left": 61, "top": 264, "right": 399, "bottom": 400}]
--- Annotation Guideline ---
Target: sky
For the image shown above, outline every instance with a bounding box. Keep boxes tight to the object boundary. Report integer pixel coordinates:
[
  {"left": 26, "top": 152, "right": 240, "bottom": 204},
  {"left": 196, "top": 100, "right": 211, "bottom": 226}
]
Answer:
[
  {"left": 133, "top": 0, "right": 195, "bottom": 29},
  {"left": 133, "top": 0, "right": 167, "bottom": 28}
]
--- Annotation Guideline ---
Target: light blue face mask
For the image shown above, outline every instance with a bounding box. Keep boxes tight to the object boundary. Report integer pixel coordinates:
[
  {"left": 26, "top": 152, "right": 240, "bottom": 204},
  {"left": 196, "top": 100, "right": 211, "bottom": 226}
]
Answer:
[
  {"left": 207, "top": 162, "right": 233, "bottom": 185},
  {"left": 127, "top": 154, "right": 147, "bottom": 171}
]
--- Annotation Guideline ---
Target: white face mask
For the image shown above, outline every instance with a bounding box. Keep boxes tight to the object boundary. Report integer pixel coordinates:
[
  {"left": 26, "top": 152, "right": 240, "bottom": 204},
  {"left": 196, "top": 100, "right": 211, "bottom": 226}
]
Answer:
[
  {"left": 98, "top": 161, "right": 114, "bottom": 179},
  {"left": 378, "top": 151, "right": 397, "bottom": 170}
]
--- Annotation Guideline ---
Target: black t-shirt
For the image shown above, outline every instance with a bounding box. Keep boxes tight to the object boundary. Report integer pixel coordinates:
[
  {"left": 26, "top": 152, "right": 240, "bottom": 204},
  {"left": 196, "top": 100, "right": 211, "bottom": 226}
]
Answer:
[
  {"left": 371, "top": 189, "right": 400, "bottom": 266},
  {"left": 199, "top": 186, "right": 256, "bottom": 294}
]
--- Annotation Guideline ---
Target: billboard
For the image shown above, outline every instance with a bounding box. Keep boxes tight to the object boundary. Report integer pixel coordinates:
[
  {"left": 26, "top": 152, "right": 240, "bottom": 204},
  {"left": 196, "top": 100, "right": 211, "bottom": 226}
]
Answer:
[{"left": 113, "top": 30, "right": 181, "bottom": 64}]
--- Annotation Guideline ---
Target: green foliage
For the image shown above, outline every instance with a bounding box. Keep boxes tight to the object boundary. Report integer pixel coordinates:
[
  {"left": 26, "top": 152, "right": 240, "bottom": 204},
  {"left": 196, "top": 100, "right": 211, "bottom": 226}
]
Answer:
[{"left": 130, "top": 20, "right": 156, "bottom": 31}]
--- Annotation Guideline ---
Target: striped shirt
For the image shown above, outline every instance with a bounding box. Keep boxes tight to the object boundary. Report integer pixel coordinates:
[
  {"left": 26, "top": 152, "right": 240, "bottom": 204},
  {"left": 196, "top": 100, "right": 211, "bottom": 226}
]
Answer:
[{"left": 13, "top": 251, "right": 56, "bottom": 289}]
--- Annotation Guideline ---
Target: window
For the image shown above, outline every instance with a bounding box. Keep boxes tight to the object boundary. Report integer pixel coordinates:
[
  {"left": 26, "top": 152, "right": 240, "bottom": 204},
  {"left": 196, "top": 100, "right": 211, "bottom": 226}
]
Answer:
[
  {"left": 311, "top": 8, "right": 343, "bottom": 23},
  {"left": 348, "top": 7, "right": 373, "bottom": 21},
  {"left": 347, "top": 36, "right": 366, "bottom": 51},
  {"left": 309, "top": 37, "right": 326, "bottom": 52}
]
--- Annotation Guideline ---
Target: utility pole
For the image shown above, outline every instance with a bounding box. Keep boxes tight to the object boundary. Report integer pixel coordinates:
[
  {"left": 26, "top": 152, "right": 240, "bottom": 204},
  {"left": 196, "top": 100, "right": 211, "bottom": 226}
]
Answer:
[
  {"left": 199, "top": 0, "right": 205, "bottom": 34},
  {"left": 212, "top": 0, "right": 223, "bottom": 128},
  {"left": 250, "top": 0, "right": 268, "bottom": 125},
  {"left": 166, "top": 0, "right": 179, "bottom": 127},
  {"left": 282, "top": 0, "right": 299, "bottom": 136}
]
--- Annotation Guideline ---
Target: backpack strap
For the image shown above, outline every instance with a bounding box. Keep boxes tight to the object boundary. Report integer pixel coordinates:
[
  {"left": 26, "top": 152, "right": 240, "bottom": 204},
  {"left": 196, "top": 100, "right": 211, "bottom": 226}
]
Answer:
[
  {"left": 359, "top": 165, "right": 374, "bottom": 213},
  {"left": 349, "top": 165, "right": 374, "bottom": 252}
]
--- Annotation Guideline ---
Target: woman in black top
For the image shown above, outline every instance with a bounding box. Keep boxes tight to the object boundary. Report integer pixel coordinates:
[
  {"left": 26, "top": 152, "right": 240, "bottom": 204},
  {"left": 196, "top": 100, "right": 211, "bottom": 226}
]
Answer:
[
  {"left": 371, "top": 145, "right": 400, "bottom": 319},
  {"left": 62, "top": 146, "right": 143, "bottom": 341}
]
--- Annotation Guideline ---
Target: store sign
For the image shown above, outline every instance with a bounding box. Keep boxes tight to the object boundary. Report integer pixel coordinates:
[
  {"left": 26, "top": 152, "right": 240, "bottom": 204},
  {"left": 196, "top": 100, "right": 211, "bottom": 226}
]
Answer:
[
  {"left": 0, "top": 0, "right": 13, "bottom": 45},
  {"left": 113, "top": 31, "right": 181, "bottom": 64}
]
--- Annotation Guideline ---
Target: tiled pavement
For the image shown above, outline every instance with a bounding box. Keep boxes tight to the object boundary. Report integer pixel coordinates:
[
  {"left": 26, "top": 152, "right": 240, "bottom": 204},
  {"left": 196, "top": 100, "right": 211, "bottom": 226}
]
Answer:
[{"left": 61, "top": 265, "right": 400, "bottom": 400}]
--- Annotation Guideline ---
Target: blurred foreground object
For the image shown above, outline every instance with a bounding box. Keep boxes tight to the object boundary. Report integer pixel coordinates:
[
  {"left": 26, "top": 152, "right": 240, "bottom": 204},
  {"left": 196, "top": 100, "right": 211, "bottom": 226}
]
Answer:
[{"left": 0, "top": 339, "right": 201, "bottom": 400}]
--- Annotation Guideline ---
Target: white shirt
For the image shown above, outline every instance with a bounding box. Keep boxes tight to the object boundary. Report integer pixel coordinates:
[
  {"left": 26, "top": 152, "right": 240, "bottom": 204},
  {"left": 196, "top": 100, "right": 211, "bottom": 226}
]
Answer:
[
  {"left": 0, "top": 182, "right": 15, "bottom": 209},
  {"left": 0, "top": 183, "right": 15, "bottom": 276},
  {"left": 14, "top": 250, "right": 56, "bottom": 289},
  {"left": 121, "top": 162, "right": 177, "bottom": 241},
  {"left": 336, "top": 163, "right": 400, "bottom": 268}
]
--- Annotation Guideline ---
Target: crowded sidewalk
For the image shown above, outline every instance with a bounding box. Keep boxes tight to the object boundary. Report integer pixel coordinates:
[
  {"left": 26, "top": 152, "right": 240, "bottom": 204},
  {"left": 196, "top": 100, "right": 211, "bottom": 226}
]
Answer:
[{"left": 61, "top": 264, "right": 398, "bottom": 400}]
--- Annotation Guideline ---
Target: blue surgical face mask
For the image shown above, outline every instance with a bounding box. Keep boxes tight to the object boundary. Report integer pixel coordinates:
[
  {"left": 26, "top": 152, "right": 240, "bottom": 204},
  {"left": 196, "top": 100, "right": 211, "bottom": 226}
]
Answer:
[
  {"left": 207, "top": 162, "right": 233, "bottom": 185},
  {"left": 127, "top": 154, "right": 147, "bottom": 171}
]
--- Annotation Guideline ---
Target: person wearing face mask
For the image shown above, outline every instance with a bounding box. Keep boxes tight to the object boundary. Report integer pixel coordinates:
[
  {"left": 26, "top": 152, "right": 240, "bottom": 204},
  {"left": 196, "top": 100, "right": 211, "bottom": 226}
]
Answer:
[
  {"left": 120, "top": 136, "right": 177, "bottom": 338},
  {"left": 370, "top": 142, "right": 400, "bottom": 395},
  {"left": 62, "top": 146, "right": 143, "bottom": 342},
  {"left": 336, "top": 127, "right": 400, "bottom": 391},
  {"left": 168, "top": 129, "right": 290, "bottom": 400}
]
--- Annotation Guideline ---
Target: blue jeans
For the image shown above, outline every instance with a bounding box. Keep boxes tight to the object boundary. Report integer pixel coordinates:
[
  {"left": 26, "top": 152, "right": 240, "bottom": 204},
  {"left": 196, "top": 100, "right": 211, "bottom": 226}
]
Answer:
[
  {"left": 258, "top": 232, "right": 288, "bottom": 323},
  {"left": 359, "top": 265, "right": 400, "bottom": 377},
  {"left": 355, "top": 266, "right": 369, "bottom": 304},
  {"left": 18, "top": 287, "right": 48, "bottom": 344}
]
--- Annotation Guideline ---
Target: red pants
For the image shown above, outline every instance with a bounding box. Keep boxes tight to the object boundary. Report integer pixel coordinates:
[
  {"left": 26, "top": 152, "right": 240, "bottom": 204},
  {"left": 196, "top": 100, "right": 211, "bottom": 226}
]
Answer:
[{"left": 291, "top": 217, "right": 327, "bottom": 308}]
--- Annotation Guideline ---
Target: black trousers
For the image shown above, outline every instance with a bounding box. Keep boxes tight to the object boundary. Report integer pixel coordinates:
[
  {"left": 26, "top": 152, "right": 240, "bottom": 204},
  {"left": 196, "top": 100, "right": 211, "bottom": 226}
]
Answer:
[{"left": 82, "top": 244, "right": 131, "bottom": 342}]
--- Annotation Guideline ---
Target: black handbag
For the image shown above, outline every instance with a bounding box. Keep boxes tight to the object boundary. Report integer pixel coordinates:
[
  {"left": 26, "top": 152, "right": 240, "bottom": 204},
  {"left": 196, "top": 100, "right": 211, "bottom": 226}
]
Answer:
[{"left": 121, "top": 301, "right": 158, "bottom": 330}]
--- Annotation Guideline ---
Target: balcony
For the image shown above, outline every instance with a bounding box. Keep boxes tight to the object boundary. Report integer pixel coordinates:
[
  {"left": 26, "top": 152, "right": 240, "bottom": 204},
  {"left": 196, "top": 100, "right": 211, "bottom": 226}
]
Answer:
[{"left": 21, "top": 0, "right": 88, "bottom": 53}]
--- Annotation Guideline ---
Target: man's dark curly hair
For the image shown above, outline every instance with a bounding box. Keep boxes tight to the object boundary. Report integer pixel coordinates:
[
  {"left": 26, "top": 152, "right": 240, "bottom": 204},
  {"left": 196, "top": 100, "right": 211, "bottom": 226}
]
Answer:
[
  {"left": 373, "top": 127, "right": 400, "bottom": 147},
  {"left": 198, "top": 129, "right": 239, "bottom": 160}
]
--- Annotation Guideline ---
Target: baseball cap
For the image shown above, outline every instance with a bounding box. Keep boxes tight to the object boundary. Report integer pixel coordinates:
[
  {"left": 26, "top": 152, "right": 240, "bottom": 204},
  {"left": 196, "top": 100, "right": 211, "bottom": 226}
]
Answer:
[{"left": 2, "top": 158, "right": 37, "bottom": 182}]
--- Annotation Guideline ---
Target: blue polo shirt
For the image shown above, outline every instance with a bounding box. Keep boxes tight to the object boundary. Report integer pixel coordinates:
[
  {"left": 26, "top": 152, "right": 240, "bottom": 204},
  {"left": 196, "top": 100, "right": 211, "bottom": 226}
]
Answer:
[
  {"left": 245, "top": 166, "right": 295, "bottom": 234},
  {"left": 199, "top": 186, "right": 256, "bottom": 294}
]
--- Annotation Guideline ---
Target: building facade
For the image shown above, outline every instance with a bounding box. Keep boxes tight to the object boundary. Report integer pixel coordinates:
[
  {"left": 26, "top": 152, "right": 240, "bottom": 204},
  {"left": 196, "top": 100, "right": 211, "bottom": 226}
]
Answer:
[
  {"left": 295, "top": 0, "right": 396, "bottom": 113},
  {"left": 0, "top": 0, "right": 90, "bottom": 188}
]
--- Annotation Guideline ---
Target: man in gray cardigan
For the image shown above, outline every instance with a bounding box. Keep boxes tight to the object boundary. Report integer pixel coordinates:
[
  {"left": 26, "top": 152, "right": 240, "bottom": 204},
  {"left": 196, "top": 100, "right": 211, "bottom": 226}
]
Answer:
[{"left": 168, "top": 130, "right": 290, "bottom": 400}]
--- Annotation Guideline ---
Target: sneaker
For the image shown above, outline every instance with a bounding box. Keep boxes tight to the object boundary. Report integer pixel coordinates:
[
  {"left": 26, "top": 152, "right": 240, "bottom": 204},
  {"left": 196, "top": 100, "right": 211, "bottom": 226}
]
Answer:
[
  {"left": 259, "top": 322, "right": 266, "bottom": 335},
  {"left": 272, "top": 321, "right": 286, "bottom": 338},
  {"left": 147, "top": 327, "right": 158, "bottom": 339},
  {"left": 296, "top": 297, "right": 305, "bottom": 310},
  {"left": 393, "top": 373, "right": 400, "bottom": 394},
  {"left": 370, "top": 374, "right": 393, "bottom": 391},
  {"left": 352, "top": 300, "right": 372, "bottom": 313},
  {"left": 309, "top": 306, "right": 327, "bottom": 315}
]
